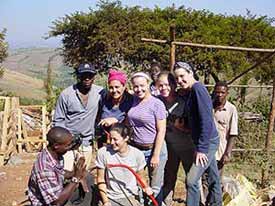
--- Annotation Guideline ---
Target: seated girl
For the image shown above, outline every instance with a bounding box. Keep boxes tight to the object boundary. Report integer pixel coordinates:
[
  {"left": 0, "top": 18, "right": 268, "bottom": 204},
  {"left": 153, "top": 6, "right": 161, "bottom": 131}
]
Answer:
[{"left": 96, "top": 123, "right": 152, "bottom": 206}]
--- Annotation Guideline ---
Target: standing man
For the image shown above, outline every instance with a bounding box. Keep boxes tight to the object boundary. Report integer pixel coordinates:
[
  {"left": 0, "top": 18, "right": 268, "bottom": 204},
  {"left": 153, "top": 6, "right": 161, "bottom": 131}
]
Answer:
[
  {"left": 149, "top": 62, "right": 162, "bottom": 96},
  {"left": 213, "top": 81, "right": 238, "bottom": 175},
  {"left": 53, "top": 63, "right": 104, "bottom": 169},
  {"left": 28, "top": 127, "right": 86, "bottom": 206}
]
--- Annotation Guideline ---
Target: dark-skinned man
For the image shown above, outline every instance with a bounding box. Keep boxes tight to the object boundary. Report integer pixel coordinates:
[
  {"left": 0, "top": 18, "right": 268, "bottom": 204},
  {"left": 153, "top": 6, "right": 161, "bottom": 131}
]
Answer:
[
  {"left": 213, "top": 81, "right": 238, "bottom": 175},
  {"left": 201, "top": 81, "right": 238, "bottom": 205},
  {"left": 28, "top": 126, "right": 86, "bottom": 206},
  {"left": 53, "top": 63, "right": 104, "bottom": 170}
]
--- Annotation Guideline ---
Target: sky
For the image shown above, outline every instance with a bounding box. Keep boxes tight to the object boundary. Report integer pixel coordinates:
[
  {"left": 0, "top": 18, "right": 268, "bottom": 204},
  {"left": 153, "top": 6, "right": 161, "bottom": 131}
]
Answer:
[{"left": 1, "top": 0, "right": 274, "bottom": 49}]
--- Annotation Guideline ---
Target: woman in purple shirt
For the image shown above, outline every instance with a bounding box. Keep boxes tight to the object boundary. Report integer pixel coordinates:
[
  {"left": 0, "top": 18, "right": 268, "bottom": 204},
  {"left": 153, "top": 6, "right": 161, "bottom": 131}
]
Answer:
[{"left": 127, "top": 72, "right": 167, "bottom": 206}]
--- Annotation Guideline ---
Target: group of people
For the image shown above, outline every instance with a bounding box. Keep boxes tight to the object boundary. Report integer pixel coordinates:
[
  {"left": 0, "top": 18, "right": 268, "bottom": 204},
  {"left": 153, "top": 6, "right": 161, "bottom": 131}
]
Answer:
[{"left": 28, "top": 61, "right": 238, "bottom": 206}]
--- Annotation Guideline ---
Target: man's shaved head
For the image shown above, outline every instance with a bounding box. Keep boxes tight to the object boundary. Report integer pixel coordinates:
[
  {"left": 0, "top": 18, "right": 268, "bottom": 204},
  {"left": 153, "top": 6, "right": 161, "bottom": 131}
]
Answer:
[{"left": 47, "top": 126, "right": 72, "bottom": 146}]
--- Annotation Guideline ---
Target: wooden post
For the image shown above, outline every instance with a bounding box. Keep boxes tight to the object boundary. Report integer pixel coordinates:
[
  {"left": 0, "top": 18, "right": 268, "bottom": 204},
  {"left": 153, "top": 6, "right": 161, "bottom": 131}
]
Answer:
[
  {"left": 1, "top": 97, "right": 10, "bottom": 152},
  {"left": 169, "top": 25, "right": 176, "bottom": 72},
  {"left": 42, "top": 105, "right": 47, "bottom": 148},
  {"left": 261, "top": 75, "right": 275, "bottom": 187},
  {"left": 17, "top": 109, "right": 23, "bottom": 153}
]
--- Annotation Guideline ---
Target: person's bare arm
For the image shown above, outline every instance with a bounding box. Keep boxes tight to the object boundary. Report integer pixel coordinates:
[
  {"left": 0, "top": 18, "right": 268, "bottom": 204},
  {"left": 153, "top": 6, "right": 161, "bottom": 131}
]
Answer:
[
  {"left": 137, "top": 169, "right": 153, "bottom": 195},
  {"left": 150, "top": 118, "right": 166, "bottom": 168},
  {"left": 97, "top": 168, "right": 110, "bottom": 205},
  {"left": 221, "top": 135, "right": 236, "bottom": 165}
]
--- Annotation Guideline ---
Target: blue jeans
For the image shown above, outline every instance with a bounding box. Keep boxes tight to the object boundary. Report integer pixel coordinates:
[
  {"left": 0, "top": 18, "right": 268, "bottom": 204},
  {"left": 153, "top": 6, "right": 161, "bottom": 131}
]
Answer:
[
  {"left": 186, "top": 137, "right": 222, "bottom": 206},
  {"left": 142, "top": 142, "right": 168, "bottom": 206}
]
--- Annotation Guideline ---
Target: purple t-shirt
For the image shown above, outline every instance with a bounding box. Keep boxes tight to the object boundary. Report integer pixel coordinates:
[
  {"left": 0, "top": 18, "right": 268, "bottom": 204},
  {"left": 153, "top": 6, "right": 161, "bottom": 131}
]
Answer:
[{"left": 127, "top": 96, "right": 166, "bottom": 144}]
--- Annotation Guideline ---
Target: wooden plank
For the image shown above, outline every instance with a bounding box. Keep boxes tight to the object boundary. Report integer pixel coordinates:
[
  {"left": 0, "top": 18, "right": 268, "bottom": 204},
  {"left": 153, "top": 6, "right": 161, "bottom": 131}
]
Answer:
[
  {"left": 17, "top": 109, "right": 23, "bottom": 153},
  {"left": 261, "top": 76, "right": 275, "bottom": 187},
  {"left": 205, "top": 84, "right": 273, "bottom": 88},
  {"left": 169, "top": 25, "right": 176, "bottom": 72},
  {"left": 173, "top": 41, "right": 275, "bottom": 53},
  {"left": 141, "top": 37, "right": 275, "bottom": 53},
  {"left": 42, "top": 105, "right": 47, "bottom": 148},
  {"left": 0, "top": 97, "right": 10, "bottom": 151},
  {"left": 20, "top": 105, "right": 44, "bottom": 108},
  {"left": 17, "top": 139, "right": 47, "bottom": 143}
]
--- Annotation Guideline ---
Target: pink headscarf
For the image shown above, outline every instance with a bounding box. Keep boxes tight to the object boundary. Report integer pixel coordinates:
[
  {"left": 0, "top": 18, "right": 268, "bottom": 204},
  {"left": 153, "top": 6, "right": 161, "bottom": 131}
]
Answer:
[{"left": 108, "top": 69, "right": 127, "bottom": 86}]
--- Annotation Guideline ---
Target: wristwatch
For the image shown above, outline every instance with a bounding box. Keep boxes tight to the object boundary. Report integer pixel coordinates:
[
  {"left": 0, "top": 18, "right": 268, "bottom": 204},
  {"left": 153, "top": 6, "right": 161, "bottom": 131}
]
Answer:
[{"left": 71, "top": 177, "right": 80, "bottom": 183}]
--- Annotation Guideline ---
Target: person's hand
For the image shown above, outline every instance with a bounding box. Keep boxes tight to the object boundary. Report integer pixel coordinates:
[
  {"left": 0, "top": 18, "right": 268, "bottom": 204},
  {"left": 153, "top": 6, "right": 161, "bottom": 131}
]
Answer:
[
  {"left": 150, "top": 155, "right": 159, "bottom": 168},
  {"left": 221, "top": 152, "right": 231, "bottom": 165},
  {"left": 74, "top": 156, "right": 86, "bottom": 179},
  {"left": 79, "top": 171, "right": 89, "bottom": 192},
  {"left": 144, "top": 187, "right": 153, "bottom": 196},
  {"left": 99, "top": 117, "right": 118, "bottom": 127},
  {"left": 195, "top": 152, "right": 208, "bottom": 167},
  {"left": 103, "top": 201, "right": 112, "bottom": 206},
  {"left": 173, "top": 118, "right": 185, "bottom": 131}
]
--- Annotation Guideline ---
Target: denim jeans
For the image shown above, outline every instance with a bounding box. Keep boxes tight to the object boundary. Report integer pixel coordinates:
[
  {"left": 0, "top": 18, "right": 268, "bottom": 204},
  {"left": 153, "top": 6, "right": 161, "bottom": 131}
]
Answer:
[
  {"left": 163, "top": 142, "right": 194, "bottom": 205},
  {"left": 186, "top": 137, "right": 222, "bottom": 206},
  {"left": 142, "top": 142, "right": 168, "bottom": 206}
]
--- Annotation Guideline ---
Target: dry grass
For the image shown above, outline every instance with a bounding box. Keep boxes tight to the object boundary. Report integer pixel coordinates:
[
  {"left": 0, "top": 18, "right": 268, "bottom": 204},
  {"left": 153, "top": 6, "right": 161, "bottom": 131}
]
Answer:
[{"left": 0, "top": 69, "right": 46, "bottom": 100}]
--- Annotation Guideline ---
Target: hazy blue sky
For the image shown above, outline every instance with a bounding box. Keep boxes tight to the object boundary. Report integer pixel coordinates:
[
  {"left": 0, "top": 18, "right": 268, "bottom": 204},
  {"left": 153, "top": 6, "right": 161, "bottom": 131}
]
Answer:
[{"left": 1, "top": 0, "right": 274, "bottom": 49}]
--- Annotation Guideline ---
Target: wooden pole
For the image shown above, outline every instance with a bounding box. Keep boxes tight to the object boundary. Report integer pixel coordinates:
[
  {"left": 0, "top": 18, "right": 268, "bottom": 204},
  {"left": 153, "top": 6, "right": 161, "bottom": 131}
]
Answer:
[
  {"left": 17, "top": 109, "right": 23, "bottom": 153},
  {"left": 169, "top": 25, "right": 176, "bottom": 72},
  {"left": 141, "top": 38, "right": 275, "bottom": 53},
  {"left": 228, "top": 51, "right": 275, "bottom": 84},
  {"left": 261, "top": 75, "right": 275, "bottom": 187},
  {"left": 173, "top": 41, "right": 275, "bottom": 53},
  {"left": 42, "top": 105, "right": 47, "bottom": 148},
  {"left": 1, "top": 97, "right": 10, "bottom": 152}
]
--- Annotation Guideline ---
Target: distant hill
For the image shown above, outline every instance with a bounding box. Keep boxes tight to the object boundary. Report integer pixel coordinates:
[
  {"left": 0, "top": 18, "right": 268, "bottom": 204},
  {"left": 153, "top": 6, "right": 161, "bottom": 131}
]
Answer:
[
  {"left": 0, "top": 69, "right": 45, "bottom": 100},
  {"left": 1, "top": 47, "right": 75, "bottom": 100}
]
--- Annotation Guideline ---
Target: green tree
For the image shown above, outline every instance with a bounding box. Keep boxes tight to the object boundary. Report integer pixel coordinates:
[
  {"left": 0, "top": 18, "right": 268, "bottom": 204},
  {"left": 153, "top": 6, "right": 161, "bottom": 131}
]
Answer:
[
  {"left": 49, "top": 1, "right": 275, "bottom": 83},
  {"left": 0, "top": 29, "right": 8, "bottom": 78}
]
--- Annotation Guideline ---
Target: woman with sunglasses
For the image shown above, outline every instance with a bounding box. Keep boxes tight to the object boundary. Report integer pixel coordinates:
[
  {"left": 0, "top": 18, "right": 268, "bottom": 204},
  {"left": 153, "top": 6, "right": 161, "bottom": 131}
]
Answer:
[{"left": 173, "top": 62, "right": 222, "bottom": 206}]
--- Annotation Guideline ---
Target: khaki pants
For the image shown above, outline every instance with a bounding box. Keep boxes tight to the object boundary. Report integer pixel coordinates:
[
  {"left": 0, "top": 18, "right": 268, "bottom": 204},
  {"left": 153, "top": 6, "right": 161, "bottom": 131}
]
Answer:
[{"left": 63, "top": 145, "right": 93, "bottom": 171}]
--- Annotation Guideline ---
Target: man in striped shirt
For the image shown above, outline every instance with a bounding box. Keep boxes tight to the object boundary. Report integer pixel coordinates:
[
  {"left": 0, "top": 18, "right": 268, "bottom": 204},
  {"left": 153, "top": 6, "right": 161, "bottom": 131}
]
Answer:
[{"left": 28, "top": 127, "right": 86, "bottom": 206}]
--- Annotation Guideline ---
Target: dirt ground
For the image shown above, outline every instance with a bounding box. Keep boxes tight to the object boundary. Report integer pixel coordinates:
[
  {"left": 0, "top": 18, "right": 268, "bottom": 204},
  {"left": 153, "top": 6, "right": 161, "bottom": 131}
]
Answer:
[
  {"left": 0, "top": 152, "right": 186, "bottom": 206},
  {"left": 0, "top": 153, "right": 36, "bottom": 206}
]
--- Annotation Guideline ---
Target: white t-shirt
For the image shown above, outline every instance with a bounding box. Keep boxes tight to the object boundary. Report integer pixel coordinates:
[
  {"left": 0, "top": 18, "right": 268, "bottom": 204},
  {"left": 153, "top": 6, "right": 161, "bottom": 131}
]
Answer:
[{"left": 96, "top": 145, "right": 146, "bottom": 199}]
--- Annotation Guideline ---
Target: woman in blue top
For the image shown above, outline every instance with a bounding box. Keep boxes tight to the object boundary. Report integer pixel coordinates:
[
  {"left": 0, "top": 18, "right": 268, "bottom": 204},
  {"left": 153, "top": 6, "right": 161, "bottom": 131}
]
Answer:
[
  {"left": 173, "top": 62, "right": 222, "bottom": 206},
  {"left": 96, "top": 69, "right": 133, "bottom": 148}
]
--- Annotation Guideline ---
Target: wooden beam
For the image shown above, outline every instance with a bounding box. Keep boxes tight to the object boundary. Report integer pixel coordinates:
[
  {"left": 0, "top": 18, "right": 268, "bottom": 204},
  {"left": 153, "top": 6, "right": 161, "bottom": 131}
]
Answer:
[
  {"left": 141, "top": 38, "right": 167, "bottom": 44},
  {"left": 169, "top": 25, "right": 176, "bottom": 72},
  {"left": 0, "top": 97, "right": 10, "bottom": 152},
  {"left": 42, "top": 105, "right": 47, "bottom": 148},
  {"left": 261, "top": 75, "right": 275, "bottom": 187},
  {"left": 141, "top": 37, "right": 275, "bottom": 53},
  {"left": 228, "top": 51, "right": 275, "bottom": 84},
  {"left": 17, "top": 109, "right": 23, "bottom": 153},
  {"left": 17, "top": 139, "right": 47, "bottom": 143},
  {"left": 173, "top": 41, "right": 275, "bottom": 53},
  {"left": 20, "top": 105, "right": 44, "bottom": 108},
  {"left": 205, "top": 84, "right": 273, "bottom": 88},
  {"left": 232, "top": 148, "right": 275, "bottom": 152}
]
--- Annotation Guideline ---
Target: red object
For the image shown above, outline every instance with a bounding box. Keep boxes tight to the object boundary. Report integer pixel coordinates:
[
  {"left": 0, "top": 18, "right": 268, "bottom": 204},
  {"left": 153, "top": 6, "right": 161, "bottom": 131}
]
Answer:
[{"left": 107, "top": 163, "right": 158, "bottom": 206}]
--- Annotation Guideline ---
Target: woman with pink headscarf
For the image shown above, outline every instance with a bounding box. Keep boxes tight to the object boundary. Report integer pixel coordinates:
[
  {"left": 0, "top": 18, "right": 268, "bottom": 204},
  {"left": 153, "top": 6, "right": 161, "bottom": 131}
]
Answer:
[{"left": 96, "top": 69, "right": 133, "bottom": 147}]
